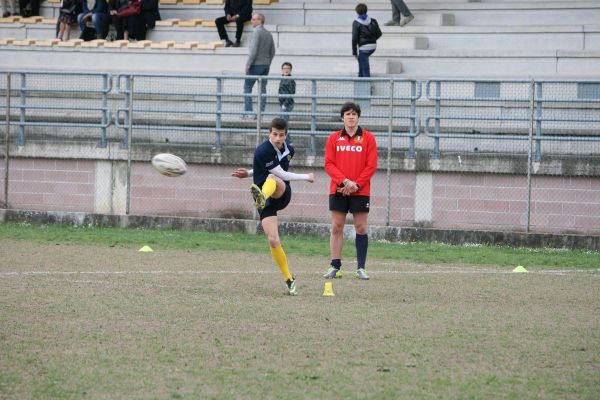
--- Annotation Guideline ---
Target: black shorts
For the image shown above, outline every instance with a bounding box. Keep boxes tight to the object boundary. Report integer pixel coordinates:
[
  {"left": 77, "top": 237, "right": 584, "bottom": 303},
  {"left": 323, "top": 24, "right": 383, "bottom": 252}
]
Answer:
[
  {"left": 260, "top": 183, "right": 292, "bottom": 220},
  {"left": 329, "top": 194, "right": 370, "bottom": 214}
]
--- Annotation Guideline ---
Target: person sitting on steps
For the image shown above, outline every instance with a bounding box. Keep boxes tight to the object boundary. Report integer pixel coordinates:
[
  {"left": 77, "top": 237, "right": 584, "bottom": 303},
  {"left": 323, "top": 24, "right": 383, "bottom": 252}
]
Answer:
[
  {"left": 77, "top": 0, "right": 110, "bottom": 40},
  {"left": 214, "top": 0, "right": 252, "bottom": 48}
]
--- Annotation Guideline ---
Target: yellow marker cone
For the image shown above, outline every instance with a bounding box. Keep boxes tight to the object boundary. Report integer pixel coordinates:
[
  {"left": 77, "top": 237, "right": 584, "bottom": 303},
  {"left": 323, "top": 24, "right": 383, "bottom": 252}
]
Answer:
[
  {"left": 513, "top": 265, "right": 528, "bottom": 273},
  {"left": 322, "top": 281, "right": 335, "bottom": 296},
  {"left": 138, "top": 245, "right": 153, "bottom": 252}
]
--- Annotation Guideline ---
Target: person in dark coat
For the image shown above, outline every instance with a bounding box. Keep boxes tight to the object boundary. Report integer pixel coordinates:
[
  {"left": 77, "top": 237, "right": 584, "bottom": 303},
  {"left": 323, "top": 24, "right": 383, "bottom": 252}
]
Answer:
[
  {"left": 110, "top": 0, "right": 159, "bottom": 41},
  {"left": 215, "top": 0, "right": 252, "bottom": 47},
  {"left": 352, "top": 3, "right": 382, "bottom": 78},
  {"left": 278, "top": 62, "right": 296, "bottom": 124},
  {"left": 108, "top": 0, "right": 128, "bottom": 40},
  {"left": 19, "top": 0, "right": 40, "bottom": 17}
]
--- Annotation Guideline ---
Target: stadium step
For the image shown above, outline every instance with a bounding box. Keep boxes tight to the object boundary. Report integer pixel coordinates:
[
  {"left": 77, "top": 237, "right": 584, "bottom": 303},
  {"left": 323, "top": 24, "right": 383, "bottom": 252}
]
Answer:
[
  {"left": 36, "top": 0, "right": 600, "bottom": 27},
  {"left": 0, "top": 21, "right": 429, "bottom": 50},
  {"left": 3, "top": 18, "right": 599, "bottom": 52},
  {"left": 2, "top": 0, "right": 600, "bottom": 78},
  {"left": 1, "top": 36, "right": 599, "bottom": 78}
]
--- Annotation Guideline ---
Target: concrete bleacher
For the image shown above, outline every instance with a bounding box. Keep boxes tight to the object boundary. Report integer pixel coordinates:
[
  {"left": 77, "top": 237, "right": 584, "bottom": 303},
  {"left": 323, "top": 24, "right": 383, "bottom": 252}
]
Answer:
[{"left": 0, "top": 0, "right": 599, "bottom": 77}]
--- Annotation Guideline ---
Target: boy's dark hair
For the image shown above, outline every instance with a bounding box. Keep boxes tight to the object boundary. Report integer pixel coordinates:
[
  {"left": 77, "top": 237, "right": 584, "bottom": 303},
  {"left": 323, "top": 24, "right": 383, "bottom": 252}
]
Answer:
[
  {"left": 271, "top": 117, "right": 288, "bottom": 132},
  {"left": 355, "top": 3, "right": 367, "bottom": 15},
  {"left": 340, "top": 101, "right": 361, "bottom": 118},
  {"left": 281, "top": 62, "right": 293, "bottom": 69}
]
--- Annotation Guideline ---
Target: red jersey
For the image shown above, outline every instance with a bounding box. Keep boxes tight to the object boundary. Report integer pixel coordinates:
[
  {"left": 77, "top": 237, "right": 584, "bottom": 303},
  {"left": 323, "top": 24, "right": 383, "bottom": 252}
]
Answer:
[{"left": 324, "top": 127, "right": 378, "bottom": 196}]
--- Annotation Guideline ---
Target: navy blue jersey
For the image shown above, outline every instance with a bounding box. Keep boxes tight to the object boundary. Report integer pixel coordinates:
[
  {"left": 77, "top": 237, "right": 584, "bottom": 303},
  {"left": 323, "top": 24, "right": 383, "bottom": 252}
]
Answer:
[{"left": 252, "top": 140, "right": 295, "bottom": 187}]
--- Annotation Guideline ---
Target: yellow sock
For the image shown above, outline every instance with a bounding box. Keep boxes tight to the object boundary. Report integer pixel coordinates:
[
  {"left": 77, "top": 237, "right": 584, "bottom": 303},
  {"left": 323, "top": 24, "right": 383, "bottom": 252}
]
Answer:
[
  {"left": 270, "top": 245, "right": 293, "bottom": 281},
  {"left": 262, "top": 178, "right": 277, "bottom": 200}
]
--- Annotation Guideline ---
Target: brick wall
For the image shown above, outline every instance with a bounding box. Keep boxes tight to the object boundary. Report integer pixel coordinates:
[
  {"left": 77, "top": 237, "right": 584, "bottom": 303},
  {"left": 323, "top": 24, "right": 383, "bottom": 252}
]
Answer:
[
  {"left": 3, "top": 158, "right": 599, "bottom": 235},
  {"left": 4, "top": 158, "right": 96, "bottom": 212}
]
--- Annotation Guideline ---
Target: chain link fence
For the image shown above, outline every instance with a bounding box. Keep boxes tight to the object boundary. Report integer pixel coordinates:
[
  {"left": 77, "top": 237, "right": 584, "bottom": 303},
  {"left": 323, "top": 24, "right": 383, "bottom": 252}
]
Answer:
[{"left": 1, "top": 71, "right": 599, "bottom": 234}]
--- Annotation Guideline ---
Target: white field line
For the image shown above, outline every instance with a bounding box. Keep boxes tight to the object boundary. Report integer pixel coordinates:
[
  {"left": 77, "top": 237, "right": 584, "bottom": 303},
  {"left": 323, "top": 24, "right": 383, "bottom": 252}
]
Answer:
[{"left": 0, "top": 268, "right": 597, "bottom": 278}]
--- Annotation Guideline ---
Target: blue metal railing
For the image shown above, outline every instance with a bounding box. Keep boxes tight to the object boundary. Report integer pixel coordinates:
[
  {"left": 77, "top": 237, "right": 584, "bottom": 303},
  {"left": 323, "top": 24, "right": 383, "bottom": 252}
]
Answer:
[
  {"left": 114, "top": 73, "right": 421, "bottom": 154},
  {"left": 2, "top": 72, "right": 599, "bottom": 159},
  {"left": 1, "top": 71, "right": 113, "bottom": 147},
  {"left": 533, "top": 80, "right": 600, "bottom": 160},
  {"left": 424, "top": 78, "right": 600, "bottom": 160}
]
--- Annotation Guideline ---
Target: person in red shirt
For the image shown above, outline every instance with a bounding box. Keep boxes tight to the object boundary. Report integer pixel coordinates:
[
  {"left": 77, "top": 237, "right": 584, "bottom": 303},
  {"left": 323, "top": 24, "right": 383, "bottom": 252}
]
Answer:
[{"left": 323, "top": 102, "right": 378, "bottom": 280}]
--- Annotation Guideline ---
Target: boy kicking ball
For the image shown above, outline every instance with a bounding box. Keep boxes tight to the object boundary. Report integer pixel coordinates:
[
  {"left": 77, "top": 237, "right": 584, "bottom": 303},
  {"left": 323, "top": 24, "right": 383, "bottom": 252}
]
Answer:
[{"left": 232, "top": 118, "right": 315, "bottom": 295}]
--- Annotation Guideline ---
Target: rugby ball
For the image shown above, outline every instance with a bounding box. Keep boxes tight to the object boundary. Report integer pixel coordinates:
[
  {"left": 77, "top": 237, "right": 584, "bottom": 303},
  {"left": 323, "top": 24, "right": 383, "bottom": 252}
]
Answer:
[{"left": 151, "top": 153, "right": 187, "bottom": 177}]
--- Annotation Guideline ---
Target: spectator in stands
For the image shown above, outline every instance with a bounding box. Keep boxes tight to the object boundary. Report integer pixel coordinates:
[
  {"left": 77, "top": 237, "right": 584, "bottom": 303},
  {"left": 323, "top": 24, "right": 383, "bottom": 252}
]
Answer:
[
  {"left": 57, "top": 0, "right": 80, "bottom": 40},
  {"left": 18, "top": 0, "right": 39, "bottom": 17},
  {"left": 77, "top": 0, "right": 110, "bottom": 40},
  {"left": 384, "top": 0, "right": 414, "bottom": 26},
  {"left": 215, "top": 0, "right": 251, "bottom": 48},
  {"left": 278, "top": 61, "right": 296, "bottom": 125},
  {"left": 352, "top": 3, "right": 382, "bottom": 78},
  {"left": 133, "top": 0, "right": 160, "bottom": 40},
  {"left": 1, "top": 0, "right": 18, "bottom": 17},
  {"left": 243, "top": 12, "right": 275, "bottom": 118},
  {"left": 114, "top": 0, "right": 159, "bottom": 41},
  {"left": 108, "top": 0, "right": 128, "bottom": 40}
]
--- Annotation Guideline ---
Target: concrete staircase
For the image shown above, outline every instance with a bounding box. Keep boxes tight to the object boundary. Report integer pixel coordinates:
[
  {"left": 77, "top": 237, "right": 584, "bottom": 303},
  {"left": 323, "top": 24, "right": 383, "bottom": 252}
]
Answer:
[{"left": 0, "top": 0, "right": 599, "bottom": 78}]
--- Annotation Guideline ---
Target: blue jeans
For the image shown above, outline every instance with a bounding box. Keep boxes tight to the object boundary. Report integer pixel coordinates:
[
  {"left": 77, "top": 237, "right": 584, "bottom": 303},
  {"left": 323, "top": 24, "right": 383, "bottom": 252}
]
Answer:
[
  {"left": 77, "top": 12, "right": 108, "bottom": 36},
  {"left": 244, "top": 65, "right": 270, "bottom": 113},
  {"left": 358, "top": 49, "right": 375, "bottom": 78},
  {"left": 280, "top": 103, "right": 294, "bottom": 122}
]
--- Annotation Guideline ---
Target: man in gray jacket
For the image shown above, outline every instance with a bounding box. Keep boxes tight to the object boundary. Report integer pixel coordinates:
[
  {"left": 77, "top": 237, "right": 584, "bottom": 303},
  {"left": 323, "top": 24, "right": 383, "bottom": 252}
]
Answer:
[{"left": 243, "top": 13, "right": 275, "bottom": 117}]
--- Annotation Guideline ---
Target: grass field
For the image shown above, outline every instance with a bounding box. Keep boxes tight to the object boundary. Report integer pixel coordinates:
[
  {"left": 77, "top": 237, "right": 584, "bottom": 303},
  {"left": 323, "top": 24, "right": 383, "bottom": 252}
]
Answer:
[{"left": 1, "top": 223, "right": 599, "bottom": 399}]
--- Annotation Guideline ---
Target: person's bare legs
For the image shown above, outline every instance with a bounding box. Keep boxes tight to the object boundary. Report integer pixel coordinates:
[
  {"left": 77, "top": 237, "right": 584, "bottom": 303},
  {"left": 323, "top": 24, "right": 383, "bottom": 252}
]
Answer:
[
  {"left": 58, "top": 22, "right": 66, "bottom": 40},
  {"left": 329, "top": 210, "right": 346, "bottom": 261}
]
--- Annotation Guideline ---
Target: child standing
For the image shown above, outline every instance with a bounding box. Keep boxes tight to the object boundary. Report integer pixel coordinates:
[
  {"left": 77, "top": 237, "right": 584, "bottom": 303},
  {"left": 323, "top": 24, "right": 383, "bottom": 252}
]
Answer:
[
  {"left": 278, "top": 62, "right": 296, "bottom": 123},
  {"left": 278, "top": 62, "right": 296, "bottom": 145}
]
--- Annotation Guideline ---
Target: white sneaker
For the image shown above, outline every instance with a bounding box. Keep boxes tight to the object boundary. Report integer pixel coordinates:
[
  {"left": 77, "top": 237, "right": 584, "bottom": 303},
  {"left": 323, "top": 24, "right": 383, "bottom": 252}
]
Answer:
[
  {"left": 286, "top": 278, "right": 297, "bottom": 295},
  {"left": 399, "top": 15, "right": 414, "bottom": 27},
  {"left": 356, "top": 268, "right": 370, "bottom": 280}
]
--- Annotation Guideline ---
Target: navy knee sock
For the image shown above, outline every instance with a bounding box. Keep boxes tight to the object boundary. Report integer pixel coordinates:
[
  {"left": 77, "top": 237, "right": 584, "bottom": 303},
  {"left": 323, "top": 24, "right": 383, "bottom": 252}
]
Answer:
[
  {"left": 330, "top": 259, "right": 341, "bottom": 270},
  {"left": 355, "top": 234, "right": 368, "bottom": 269}
]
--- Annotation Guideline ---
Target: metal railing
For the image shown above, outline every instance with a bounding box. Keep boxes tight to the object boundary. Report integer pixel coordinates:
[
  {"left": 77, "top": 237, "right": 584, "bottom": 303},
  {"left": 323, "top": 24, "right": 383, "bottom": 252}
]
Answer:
[
  {"left": 2, "top": 71, "right": 599, "bottom": 159},
  {"left": 533, "top": 80, "right": 600, "bottom": 160},
  {"left": 424, "top": 78, "right": 600, "bottom": 160},
  {"left": 0, "top": 71, "right": 113, "bottom": 147},
  {"left": 2, "top": 71, "right": 600, "bottom": 235},
  {"left": 114, "top": 74, "right": 421, "bottom": 155}
]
